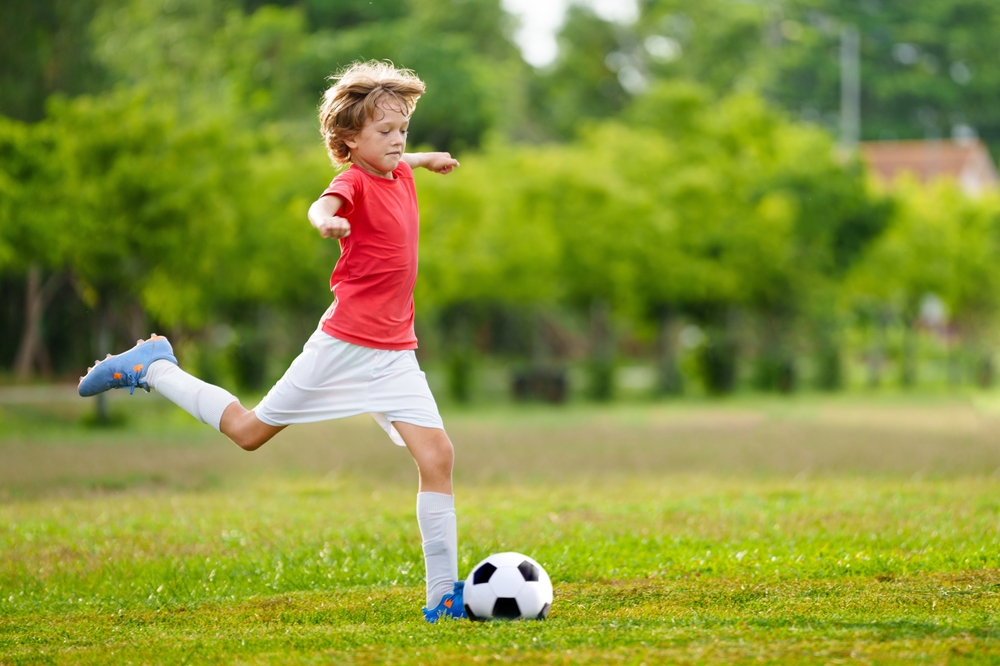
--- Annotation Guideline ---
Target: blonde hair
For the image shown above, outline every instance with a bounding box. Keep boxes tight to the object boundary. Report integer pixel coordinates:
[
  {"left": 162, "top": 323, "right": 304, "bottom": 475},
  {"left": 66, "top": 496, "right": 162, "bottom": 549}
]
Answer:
[{"left": 319, "top": 61, "right": 426, "bottom": 166}]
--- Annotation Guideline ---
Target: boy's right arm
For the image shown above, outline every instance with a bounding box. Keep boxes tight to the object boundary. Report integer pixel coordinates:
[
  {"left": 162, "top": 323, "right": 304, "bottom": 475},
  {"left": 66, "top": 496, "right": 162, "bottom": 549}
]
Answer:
[{"left": 308, "top": 194, "right": 351, "bottom": 239}]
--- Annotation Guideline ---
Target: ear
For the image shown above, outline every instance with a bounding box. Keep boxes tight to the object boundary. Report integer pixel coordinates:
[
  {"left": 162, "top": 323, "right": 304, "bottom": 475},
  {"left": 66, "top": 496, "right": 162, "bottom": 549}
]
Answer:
[{"left": 345, "top": 137, "right": 359, "bottom": 150}]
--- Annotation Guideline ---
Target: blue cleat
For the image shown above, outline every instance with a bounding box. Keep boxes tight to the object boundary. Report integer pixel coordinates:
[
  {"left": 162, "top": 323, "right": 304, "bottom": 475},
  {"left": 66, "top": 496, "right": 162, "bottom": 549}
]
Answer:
[
  {"left": 423, "top": 581, "right": 467, "bottom": 623},
  {"left": 78, "top": 335, "right": 178, "bottom": 397}
]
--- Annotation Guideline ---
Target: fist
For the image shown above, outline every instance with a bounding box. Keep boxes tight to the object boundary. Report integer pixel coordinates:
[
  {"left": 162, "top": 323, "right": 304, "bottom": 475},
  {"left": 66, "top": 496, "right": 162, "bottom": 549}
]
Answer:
[
  {"left": 317, "top": 216, "right": 351, "bottom": 239},
  {"left": 423, "top": 152, "right": 460, "bottom": 174}
]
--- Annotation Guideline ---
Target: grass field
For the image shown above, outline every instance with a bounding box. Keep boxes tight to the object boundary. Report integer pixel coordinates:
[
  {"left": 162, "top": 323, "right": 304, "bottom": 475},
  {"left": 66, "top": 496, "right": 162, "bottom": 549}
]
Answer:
[{"left": 2, "top": 386, "right": 1000, "bottom": 664}]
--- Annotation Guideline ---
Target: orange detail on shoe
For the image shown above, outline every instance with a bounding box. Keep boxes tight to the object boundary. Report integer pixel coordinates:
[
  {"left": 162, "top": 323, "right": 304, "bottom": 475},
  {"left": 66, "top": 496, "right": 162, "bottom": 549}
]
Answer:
[
  {"left": 133, "top": 364, "right": 143, "bottom": 373},
  {"left": 113, "top": 373, "right": 122, "bottom": 380},
  {"left": 443, "top": 598, "right": 453, "bottom": 609}
]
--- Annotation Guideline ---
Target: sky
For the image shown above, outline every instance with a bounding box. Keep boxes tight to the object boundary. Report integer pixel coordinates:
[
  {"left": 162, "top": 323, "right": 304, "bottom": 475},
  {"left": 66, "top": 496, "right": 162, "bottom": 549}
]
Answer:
[{"left": 501, "top": 0, "right": 639, "bottom": 68}]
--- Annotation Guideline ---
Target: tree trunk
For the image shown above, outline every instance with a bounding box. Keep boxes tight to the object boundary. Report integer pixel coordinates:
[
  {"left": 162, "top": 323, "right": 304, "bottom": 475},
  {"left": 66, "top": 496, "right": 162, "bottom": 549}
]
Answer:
[
  {"left": 94, "top": 313, "right": 111, "bottom": 425},
  {"left": 655, "top": 308, "right": 683, "bottom": 395},
  {"left": 14, "top": 264, "right": 62, "bottom": 380},
  {"left": 587, "top": 299, "right": 614, "bottom": 401},
  {"left": 814, "top": 317, "right": 843, "bottom": 392},
  {"left": 124, "top": 299, "right": 147, "bottom": 345},
  {"left": 899, "top": 317, "right": 918, "bottom": 388},
  {"left": 531, "top": 308, "right": 547, "bottom": 366},
  {"left": 752, "top": 311, "right": 796, "bottom": 393},
  {"left": 866, "top": 310, "right": 888, "bottom": 389},
  {"left": 699, "top": 307, "right": 740, "bottom": 395},
  {"left": 445, "top": 308, "right": 474, "bottom": 404}
]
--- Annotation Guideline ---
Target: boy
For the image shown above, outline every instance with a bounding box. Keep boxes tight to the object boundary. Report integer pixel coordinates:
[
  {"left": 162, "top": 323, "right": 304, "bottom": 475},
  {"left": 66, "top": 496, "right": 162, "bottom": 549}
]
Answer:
[{"left": 78, "top": 61, "right": 466, "bottom": 623}]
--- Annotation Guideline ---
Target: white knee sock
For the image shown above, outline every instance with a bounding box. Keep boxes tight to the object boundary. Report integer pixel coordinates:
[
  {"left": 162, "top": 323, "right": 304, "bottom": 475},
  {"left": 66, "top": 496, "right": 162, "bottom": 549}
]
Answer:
[
  {"left": 145, "top": 360, "right": 239, "bottom": 432},
  {"left": 417, "top": 491, "right": 458, "bottom": 608}
]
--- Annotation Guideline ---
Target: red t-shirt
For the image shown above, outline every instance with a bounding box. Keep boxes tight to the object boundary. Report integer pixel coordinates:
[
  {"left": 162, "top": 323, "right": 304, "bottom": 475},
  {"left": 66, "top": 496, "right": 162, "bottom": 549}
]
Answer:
[{"left": 319, "top": 162, "right": 419, "bottom": 350}]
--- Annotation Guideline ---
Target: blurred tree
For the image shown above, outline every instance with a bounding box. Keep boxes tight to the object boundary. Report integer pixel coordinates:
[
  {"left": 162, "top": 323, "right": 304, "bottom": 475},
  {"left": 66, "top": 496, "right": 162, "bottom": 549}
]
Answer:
[
  {"left": 0, "top": 117, "right": 68, "bottom": 378},
  {"left": 90, "top": 0, "right": 528, "bottom": 151},
  {"left": 2, "top": 0, "right": 532, "bottom": 381},
  {"left": 305, "top": 0, "right": 527, "bottom": 152},
  {"left": 529, "top": 0, "right": 1000, "bottom": 155},
  {"left": 764, "top": 0, "right": 1000, "bottom": 153},
  {"left": 417, "top": 82, "right": 889, "bottom": 396},
  {"left": 8, "top": 0, "right": 985, "bottom": 400},
  {"left": 635, "top": 0, "right": 771, "bottom": 96},
  {"left": 620, "top": 81, "right": 889, "bottom": 392},
  {"left": 414, "top": 143, "right": 563, "bottom": 400},
  {"left": 0, "top": 0, "right": 107, "bottom": 121},
  {"left": 46, "top": 88, "right": 333, "bottom": 378},
  {"left": 846, "top": 178, "right": 1000, "bottom": 387},
  {"left": 534, "top": 134, "right": 649, "bottom": 400},
  {"left": 527, "top": 0, "right": 772, "bottom": 140},
  {"left": 239, "top": 0, "right": 407, "bottom": 30},
  {"left": 528, "top": 5, "right": 630, "bottom": 140}
]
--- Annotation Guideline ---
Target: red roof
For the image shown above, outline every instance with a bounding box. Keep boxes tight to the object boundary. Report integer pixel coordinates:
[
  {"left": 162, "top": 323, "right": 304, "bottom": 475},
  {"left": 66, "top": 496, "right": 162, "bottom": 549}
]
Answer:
[{"left": 860, "top": 139, "right": 999, "bottom": 195}]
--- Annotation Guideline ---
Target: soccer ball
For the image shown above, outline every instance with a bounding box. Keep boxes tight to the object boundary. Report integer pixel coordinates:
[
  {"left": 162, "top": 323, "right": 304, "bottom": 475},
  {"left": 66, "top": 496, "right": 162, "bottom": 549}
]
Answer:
[{"left": 464, "top": 552, "right": 553, "bottom": 621}]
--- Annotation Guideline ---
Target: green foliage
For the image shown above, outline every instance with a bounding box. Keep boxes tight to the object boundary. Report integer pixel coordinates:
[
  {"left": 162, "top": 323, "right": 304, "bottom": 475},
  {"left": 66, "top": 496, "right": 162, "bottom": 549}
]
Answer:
[
  {"left": 0, "top": 0, "right": 107, "bottom": 121},
  {"left": 51, "top": 91, "right": 221, "bottom": 320},
  {"left": 847, "top": 178, "right": 1000, "bottom": 337},
  {"left": 412, "top": 77, "right": 894, "bottom": 393},
  {"left": 767, "top": 0, "right": 1000, "bottom": 149},
  {"left": 307, "top": 21, "right": 523, "bottom": 152},
  {"left": 2, "top": 0, "right": 999, "bottom": 393},
  {"left": 529, "top": 5, "right": 630, "bottom": 140},
  {"left": 39, "top": 87, "right": 334, "bottom": 335},
  {"left": 445, "top": 350, "right": 475, "bottom": 404},
  {"left": 88, "top": 0, "right": 526, "bottom": 152},
  {"left": 0, "top": 116, "right": 65, "bottom": 274},
  {"left": 415, "top": 145, "right": 563, "bottom": 311},
  {"left": 531, "top": 0, "right": 1000, "bottom": 155},
  {"left": 633, "top": 0, "right": 771, "bottom": 98}
]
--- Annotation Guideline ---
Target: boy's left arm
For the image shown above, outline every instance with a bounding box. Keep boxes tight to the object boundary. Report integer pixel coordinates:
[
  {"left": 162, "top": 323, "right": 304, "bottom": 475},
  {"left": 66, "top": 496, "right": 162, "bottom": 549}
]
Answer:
[{"left": 403, "top": 152, "right": 460, "bottom": 174}]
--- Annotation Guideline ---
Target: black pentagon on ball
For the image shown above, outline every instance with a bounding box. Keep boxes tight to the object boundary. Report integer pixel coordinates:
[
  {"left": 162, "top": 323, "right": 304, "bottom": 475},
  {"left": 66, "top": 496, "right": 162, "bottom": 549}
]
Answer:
[
  {"left": 465, "top": 604, "right": 486, "bottom": 622},
  {"left": 537, "top": 602, "right": 551, "bottom": 619},
  {"left": 492, "top": 597, "right": 521, "bottom": 620},
  {"left": 517, "top": 560, "right": 539, "bottom": 582},
  {"left": 473, "top": 562, "right": 497, "bottom": 585}
]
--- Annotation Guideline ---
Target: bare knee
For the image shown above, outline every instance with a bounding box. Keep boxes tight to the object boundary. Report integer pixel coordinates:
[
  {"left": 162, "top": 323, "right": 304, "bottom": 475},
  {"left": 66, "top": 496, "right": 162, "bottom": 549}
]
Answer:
[
  {"left": 235, "top": 431, "right": 267, "bottom": 452},
  {"left": 425, "top": 436, "right": 454, "bottom": 478},
  {"left": 394, "top": 423, "right": 454, "bottom": 493},
  {"left": 418, "top": 435, "right": 454, "bottom": 494},
  {"left": 220, "top": 403, "right": 282, "bottom": 451}
]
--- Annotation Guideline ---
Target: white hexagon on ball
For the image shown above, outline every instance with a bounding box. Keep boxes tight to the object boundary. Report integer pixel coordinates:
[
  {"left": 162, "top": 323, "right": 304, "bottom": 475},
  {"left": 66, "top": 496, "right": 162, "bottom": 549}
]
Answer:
[
  {"left": 488, "top": 565, "right": 526, "bottom": 597},
  {"left": 464, "top": 552, "right": 553, "bottom": 621}
]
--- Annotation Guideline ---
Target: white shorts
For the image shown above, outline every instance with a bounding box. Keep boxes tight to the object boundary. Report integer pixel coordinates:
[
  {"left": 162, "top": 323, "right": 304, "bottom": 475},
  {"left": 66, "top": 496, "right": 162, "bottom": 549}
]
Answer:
[{"left": 253, "top": 329, "right": 443, "bottom": 446}]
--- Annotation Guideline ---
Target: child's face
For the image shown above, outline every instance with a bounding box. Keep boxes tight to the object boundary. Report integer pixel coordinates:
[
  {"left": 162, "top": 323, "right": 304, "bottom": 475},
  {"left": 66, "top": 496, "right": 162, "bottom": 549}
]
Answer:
[{"left": 345, "top": 99, "right": 409, "bottom": 178}]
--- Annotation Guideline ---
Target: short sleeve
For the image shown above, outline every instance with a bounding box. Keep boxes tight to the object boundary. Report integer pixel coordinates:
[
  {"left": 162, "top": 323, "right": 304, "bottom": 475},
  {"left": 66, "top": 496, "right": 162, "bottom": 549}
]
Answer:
[
  {"left": 321, "top": 168, "right": 364, "bottom": 218},
  {"left": 394, "top": 160, "right": 414, "bottom": 179}
]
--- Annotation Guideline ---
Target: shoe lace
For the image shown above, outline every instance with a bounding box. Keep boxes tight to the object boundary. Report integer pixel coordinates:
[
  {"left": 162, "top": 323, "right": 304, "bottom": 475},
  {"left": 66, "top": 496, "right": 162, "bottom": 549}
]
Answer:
[
  {"left": 115, "top": 370, "right": 142, "bottom": 394},
  {"left": 110, "top": 364, "right": 149, "bottom": 395}
]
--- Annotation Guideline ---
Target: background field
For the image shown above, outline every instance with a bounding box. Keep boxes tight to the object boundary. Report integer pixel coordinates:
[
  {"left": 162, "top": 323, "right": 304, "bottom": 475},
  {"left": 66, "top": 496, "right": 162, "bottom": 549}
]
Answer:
[{"left": 2, "top": 389, "right": 999, "bottom": 664}]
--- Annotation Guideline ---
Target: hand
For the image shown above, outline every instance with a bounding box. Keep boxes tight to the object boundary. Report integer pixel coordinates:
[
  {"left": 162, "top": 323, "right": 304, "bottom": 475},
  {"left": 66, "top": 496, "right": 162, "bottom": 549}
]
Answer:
[
  {"left": 420, "top": 152, "right": 460, "bottom": 174},
  {"left": 316, "top": 215, "right": 351, "bottom": 239}
]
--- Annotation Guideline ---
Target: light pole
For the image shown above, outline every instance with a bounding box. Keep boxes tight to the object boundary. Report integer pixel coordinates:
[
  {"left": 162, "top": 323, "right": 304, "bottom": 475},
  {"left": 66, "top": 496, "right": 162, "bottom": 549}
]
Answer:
[{"left": 840, "top": 24, "right": 861, "bottom": 152}]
